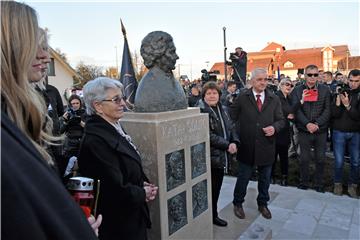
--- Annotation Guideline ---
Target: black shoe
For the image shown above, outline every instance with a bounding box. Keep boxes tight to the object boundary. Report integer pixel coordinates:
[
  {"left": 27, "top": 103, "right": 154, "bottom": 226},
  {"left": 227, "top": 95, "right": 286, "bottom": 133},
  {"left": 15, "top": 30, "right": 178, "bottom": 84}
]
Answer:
[
  {"left": 315, "top": 186, "right": 325, "bottom": 193},
  {"left": 213, "top": 217, "right": 228, "bottom": 227},
  {"left": 298, "top": 184, "right": 308, "bottom": 190}
]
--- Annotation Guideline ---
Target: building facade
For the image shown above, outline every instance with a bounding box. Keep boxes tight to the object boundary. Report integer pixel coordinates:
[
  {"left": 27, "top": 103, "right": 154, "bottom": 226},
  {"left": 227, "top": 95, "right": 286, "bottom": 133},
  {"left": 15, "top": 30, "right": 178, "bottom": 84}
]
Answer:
[{"left": 211, "top": 42, "right": 353, "bottom": 80}]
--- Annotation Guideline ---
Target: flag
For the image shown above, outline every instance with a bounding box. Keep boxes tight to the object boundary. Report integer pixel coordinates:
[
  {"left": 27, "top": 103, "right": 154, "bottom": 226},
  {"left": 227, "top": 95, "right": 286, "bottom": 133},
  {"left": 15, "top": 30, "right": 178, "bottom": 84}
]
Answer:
[{"left": 119, "top": 19, "right": 137, "bottom": 109}]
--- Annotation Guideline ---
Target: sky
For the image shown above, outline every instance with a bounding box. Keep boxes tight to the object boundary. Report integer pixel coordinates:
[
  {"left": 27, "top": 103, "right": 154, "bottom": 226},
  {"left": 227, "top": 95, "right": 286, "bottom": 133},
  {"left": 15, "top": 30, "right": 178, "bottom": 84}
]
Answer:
[{"left": 26, "top": 0, "right": 359, "bottom": 79}]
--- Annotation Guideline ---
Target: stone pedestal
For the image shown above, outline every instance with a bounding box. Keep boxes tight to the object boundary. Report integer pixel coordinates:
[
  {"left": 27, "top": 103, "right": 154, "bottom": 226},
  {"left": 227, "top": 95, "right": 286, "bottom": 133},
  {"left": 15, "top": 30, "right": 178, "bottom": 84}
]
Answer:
[{"left": 121, "top": 108, "right": 213, "bottom": 239}]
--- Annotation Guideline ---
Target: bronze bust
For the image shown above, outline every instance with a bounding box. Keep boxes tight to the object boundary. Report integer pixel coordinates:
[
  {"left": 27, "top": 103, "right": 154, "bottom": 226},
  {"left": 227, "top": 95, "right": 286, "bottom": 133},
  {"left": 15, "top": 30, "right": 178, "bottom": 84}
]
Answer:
[{"left": 134, "top": 31, "right": 187, "bottom": 112}]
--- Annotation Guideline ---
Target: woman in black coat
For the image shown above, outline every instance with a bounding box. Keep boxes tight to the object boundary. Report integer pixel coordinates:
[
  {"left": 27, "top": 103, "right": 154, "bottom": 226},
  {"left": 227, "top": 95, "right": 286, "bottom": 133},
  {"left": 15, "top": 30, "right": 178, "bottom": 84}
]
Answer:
[
  {"left": 200, "top": 81, "right": 240, "bottom": 227},
  {"left": 79, "top": 77, "right": 158, "bottom": 240},
  {"left": 272, "top": 79, "right": 295, "bottom": 186}
]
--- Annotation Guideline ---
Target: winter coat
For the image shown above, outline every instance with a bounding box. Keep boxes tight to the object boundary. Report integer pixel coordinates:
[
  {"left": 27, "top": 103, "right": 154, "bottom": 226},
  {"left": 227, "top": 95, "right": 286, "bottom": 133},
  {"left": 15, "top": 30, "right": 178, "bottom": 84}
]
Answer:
[
  {"left": 331, "top": 87, "right": 360, "bottom": 132},
  {"left": 78, "top": 114, "right": 150, "bottom": 240},
  {"left": 290, "top": 82, "right": 331, "bottom": 133},
  {"left": 200, "top": 102, "right": 240, "bottom": 169},
  {"left": 275, "top": 90, "right": 293, "bottom": 146},
  {"left": 229, "top": 88, "right": 285, "bottom": 166},
  {"left": 1, "top": 111, "right": 97, "bottom": 240}
]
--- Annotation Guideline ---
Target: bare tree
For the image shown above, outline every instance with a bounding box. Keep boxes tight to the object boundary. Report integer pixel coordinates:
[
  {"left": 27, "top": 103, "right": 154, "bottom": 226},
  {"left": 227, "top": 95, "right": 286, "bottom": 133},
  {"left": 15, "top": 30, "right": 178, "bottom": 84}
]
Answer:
[{"left": 73, "top": 61, "right": 104, "bottom": 87}]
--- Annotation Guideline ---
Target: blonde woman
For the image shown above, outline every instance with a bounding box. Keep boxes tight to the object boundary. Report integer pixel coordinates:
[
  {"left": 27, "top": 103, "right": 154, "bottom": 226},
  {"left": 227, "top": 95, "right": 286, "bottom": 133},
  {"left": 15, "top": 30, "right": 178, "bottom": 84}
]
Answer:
[{"left": 1, "top": 2, "right": 100, "bottom": 239}]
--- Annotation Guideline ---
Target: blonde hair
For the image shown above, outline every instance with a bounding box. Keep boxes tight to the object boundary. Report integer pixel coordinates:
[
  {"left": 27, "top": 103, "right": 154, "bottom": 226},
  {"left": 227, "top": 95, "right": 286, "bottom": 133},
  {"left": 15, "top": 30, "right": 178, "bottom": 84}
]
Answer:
[{"left": 1, "top": 1, "right": 54, "bottom": 164}]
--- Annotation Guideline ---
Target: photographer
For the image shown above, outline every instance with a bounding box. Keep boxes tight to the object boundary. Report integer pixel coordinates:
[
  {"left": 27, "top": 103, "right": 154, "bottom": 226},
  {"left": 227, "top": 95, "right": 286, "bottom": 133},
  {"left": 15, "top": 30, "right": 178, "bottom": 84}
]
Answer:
[
  {"left": 61, "top": 94, "right": 86, "bottom": 175},
  {"left": 220, "top": 80, "right": 237, "bottom": 107},
  {"left": 229, "top": 47, "right": 247, "bottom": 89},
  {"left": 331, "top": 69, "right": 360, "bottom": 197}
]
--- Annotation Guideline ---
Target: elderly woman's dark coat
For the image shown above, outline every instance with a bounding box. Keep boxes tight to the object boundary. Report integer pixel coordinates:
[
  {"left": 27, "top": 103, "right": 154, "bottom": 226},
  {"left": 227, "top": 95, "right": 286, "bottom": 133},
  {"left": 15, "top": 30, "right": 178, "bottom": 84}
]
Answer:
[
  {"left": 229, "top": 88, "right": 285, "bottom": 166},
  {"left": 78, "top": 114, "right": 150, "bottom": 240}
]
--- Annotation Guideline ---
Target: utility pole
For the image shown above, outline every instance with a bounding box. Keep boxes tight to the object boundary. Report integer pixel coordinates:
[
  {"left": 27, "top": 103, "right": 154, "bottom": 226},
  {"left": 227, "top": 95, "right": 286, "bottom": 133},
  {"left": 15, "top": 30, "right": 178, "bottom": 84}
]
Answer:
[
  {"left": 346, "top": 49, "right": 349, "bottom": 75},
  {"left": 223, "top": 27, "right": 227, "bottom": 81}
]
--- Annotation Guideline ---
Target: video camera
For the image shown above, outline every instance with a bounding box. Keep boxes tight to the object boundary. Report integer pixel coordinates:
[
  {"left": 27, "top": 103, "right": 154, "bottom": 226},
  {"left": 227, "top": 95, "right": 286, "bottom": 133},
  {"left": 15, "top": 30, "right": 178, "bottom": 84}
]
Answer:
[
  {"left": 66, "top": 108, "right": 85, "bottom": 125},
  {"left": 201, "top": 69, "right": 217, "bottom": 84},
  {"left": 336, "top": 83, "right": 351, "bottom": 95}
]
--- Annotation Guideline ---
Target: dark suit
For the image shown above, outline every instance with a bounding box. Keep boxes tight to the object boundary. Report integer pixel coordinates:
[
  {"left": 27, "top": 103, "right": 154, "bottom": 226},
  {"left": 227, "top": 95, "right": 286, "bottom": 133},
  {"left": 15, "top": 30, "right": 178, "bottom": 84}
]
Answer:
[
  {"left": 78, "top": 114, "right": 150, "bottom": 240},
  {"left": 1, "top": 112, "right": 97, "bottom": 240},
  {"left": 229, "top": 88, "right": 285, "bottom": 207}
]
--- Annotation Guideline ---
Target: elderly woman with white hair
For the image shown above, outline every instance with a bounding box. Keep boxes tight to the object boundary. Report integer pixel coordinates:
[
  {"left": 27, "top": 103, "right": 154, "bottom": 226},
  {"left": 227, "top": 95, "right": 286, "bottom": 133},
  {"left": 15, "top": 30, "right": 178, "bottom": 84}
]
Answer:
[
  {"left": 78, "top": 77, "right": 158, "bottom": 240},
  {"left": 271, "top": 78, "right": 295, "bottom": 186}
]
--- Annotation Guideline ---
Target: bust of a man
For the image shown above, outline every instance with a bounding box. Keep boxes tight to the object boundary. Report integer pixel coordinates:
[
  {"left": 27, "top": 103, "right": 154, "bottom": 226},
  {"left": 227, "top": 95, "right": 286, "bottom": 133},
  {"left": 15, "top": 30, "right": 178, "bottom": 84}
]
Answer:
[{"left": 134, "top": 31, "right": 188, "bottom": 112}]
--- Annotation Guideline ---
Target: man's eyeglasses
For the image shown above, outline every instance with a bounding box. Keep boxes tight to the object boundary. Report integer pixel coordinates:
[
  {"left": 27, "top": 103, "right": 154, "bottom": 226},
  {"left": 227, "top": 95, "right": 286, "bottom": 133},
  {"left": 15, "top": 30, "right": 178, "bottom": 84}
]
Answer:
[
  {"left": 306, "top": 73, "right": 319, "bottom": 78},
  {"left": 284, "top": 83, "right": 294, "bottom": 87},
  {"left": 102, "top": 96, "right": 124, "bottom": 104}
]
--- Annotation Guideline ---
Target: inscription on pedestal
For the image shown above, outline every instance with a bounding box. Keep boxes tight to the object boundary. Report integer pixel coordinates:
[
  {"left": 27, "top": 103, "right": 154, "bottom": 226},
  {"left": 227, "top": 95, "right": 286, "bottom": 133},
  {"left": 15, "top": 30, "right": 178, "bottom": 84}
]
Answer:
[
  {"left": 168, "top": 191, "right": 187, "bottom": 235},
  {"left": 166, "top": 150, "right": 185, "bottom": 191},
  {"left": 191, "top": 142, "right": 206, "bottom": 179},
  {"left": 192, "top": 180, "right": 208, "bottom": 218}
]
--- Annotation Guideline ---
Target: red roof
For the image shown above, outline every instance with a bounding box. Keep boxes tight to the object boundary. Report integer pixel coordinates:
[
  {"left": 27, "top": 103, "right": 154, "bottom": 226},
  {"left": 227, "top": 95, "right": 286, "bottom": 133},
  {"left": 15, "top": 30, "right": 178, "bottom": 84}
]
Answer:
[{"left": 261, "top": 42, "right": 284, "bottom": 52}]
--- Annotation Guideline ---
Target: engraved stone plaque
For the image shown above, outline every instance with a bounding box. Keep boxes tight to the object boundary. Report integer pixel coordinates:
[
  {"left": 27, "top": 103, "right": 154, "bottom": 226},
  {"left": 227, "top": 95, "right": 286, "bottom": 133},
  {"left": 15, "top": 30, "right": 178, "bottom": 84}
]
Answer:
[
  {"left": 192, "top": 180, "right": 208, "bottom": 218},
  {"left": 168, "top": 191, "right": 187, "bottom": 235},
  {"left": 191, "top": 142, "right": 206, "bottom": 179},
  {"left": 166, "top": 149, "right": 185, "bottom": 191}
]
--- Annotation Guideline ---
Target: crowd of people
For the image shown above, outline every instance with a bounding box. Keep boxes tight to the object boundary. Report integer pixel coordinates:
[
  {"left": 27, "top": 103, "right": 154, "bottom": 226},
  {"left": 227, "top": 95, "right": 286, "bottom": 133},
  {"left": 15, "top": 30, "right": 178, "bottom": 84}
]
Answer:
[
  {"left": 183, "top": 66, "right": 360, "bottom": 226},
  {"left": 2, "top": 1, "right": 360, "bottom": 238}
]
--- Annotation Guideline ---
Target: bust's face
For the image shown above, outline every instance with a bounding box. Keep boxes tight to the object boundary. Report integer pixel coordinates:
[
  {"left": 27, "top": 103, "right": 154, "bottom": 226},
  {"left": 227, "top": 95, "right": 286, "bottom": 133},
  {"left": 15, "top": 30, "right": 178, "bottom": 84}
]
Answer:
[{"left": 158, "top": 42, "right": 179, "bottom": 72}]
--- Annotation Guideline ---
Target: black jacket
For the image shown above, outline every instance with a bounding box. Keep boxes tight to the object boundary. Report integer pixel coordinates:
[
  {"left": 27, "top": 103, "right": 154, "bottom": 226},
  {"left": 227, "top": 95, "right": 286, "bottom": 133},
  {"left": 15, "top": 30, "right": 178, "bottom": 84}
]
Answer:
[
  {"left": 78, "top": 115, "right": 150, "bottom": 240},
  {"left": 291, "top": 83, "right": 331, "bottom": 133},
  {"left": 200, "top": 102, "right": 240, "bottom": 169},
  {"left": 275, "top": 90, "right": 293, "bottom": 146},
  {"left": 1, "top": 112, "right": 97, "bottom": 240},
  {"left": 230, "top": 88, "right": 285, "bottom": 166},
  {"left": 331, "top": 88, "right": 360, "bottom": 132}
]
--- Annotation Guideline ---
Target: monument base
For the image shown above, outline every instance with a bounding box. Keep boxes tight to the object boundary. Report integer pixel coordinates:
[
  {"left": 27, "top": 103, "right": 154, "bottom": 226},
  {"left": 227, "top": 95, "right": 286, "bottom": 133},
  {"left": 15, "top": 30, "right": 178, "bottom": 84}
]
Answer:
[{"left": 121, "top": 108, "right": 213, "bottom": 239}]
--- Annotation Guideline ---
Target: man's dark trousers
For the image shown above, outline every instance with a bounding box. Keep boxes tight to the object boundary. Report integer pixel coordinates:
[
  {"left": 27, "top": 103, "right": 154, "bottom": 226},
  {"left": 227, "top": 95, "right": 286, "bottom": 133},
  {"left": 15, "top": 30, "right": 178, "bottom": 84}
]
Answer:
[
  {"left": 233, "top": 161, "right": 272, "bottom": 207},
  {"left": 298, "top": 131, "right": 327, "bottom": 188}
]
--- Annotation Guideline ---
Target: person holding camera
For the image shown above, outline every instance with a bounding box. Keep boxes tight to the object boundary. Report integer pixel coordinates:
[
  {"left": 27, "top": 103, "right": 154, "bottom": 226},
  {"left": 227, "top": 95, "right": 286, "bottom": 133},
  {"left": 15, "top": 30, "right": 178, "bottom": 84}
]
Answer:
[
  {"left": 331, "top": 69, "right": 360, "bottom": 197},
  {"left": 290, "top": 64, "right": 331, "bottom": 192},
  {"left": 229, "top": 47, "right": 247, "bottom": 89},
  {"left": 61, "top": 94, "right": 86, "bottom": 173},
  {"left": 220, "top": 80, "right": 237, "bottom": 107}
]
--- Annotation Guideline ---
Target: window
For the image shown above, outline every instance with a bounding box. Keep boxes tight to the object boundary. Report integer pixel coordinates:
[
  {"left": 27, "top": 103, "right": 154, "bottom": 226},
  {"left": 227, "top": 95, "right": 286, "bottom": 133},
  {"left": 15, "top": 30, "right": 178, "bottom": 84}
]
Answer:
[
  {"left": 48, "top": 58, "right": 55, "bottom": 76},
  {"left": 284, "top": 61, "right": 294, "bottom": 68}
]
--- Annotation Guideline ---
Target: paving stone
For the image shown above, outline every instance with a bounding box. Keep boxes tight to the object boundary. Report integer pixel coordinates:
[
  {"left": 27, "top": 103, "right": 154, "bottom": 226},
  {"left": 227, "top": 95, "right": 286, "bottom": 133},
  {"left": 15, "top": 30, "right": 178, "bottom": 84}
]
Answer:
[
  {"left": 352, "top": 208, "right": 359, "bottom": 225},
  {"left": 270, "top": 194, "right": 300, "bottom": 210},
  {"left": 238, "top": 223, "right": 272, "bottom": 240},
  {"left": 348, "top": 223, "right": 360, "bottom": 240},
  {"left": 218, "top": 177, "right": 360, "bottom": 240},
  {"left": 267, "top": 206, "right": 292, "bottom": 222},
  {"left": 282, "top": 212, "right": 317, "bottom": 236},
  {"left": 273, "top": 228, "right": 316, "bottom": 240},
  {"left": 252, "top": 217, "right": 284, "bottom": 237},
  {"left": 319, "top": 204, "right": 353, "bottom": 230},
  {"left": 294, "top": 198, "right": 325, "bottom": 219},
  {"left": 312, "top": 224, "right": 349, "bottom": 239}
]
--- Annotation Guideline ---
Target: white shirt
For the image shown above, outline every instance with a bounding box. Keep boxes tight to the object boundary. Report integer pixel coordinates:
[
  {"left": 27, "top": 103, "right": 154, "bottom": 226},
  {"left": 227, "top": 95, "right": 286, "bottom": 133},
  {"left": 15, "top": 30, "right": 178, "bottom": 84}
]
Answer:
[{"left": 252, "top": 89, "right": 265, "bottom": 104}]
